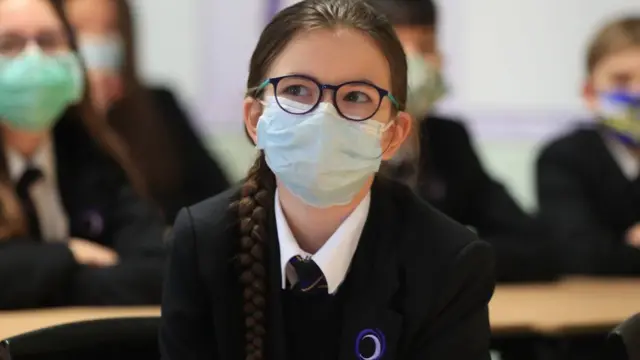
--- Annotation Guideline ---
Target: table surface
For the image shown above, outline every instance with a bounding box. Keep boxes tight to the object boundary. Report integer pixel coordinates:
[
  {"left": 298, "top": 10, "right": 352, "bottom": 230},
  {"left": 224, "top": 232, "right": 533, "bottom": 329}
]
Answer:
[
  {"left": 0, "top": 277, "right": 638, "bottom": 340},
  {"left": 490, "top": 277, "right": 640, "bottom": 335},
  {"left": 0, "top": 306, "right": 160, "bottom": 340}
]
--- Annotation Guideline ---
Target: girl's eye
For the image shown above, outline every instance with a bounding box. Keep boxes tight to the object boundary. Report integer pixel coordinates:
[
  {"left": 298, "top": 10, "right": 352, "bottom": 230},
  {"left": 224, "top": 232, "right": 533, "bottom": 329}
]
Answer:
[
  {"left": 344, "top": 91, "right": 371, "bottom": 103},
  {"left": 282, "top": 85, "right": 310, "bottom": 97}
]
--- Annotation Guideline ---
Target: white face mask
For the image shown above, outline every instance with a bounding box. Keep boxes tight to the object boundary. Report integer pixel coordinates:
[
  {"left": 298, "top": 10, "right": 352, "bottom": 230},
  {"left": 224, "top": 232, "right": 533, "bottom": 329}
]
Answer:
[
  {"left": 256, "top": 96, "right": 392, "bottom": 208},
  {"left": 78, "top": 35, "right": 124, "bottom": 72},
  {"left": 405, "top": 54, "right": 447, "bottom": 121}
]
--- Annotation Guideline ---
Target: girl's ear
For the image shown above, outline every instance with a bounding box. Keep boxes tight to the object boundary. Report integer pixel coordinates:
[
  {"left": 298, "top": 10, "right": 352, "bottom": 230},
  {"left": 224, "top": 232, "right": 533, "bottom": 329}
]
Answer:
[
  {"left": 382, "top": 111, "right": 413, "bottom": 160},
  {"left": 243, "top": 97, "right": 263, "bottom": 145}
]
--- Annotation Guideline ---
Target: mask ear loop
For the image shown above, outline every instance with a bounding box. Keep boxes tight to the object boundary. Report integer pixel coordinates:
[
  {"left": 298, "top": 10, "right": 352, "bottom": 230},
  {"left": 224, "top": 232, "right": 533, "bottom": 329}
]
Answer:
[{"left": 377, "top": 118, "right": 397, "bottom": 160}]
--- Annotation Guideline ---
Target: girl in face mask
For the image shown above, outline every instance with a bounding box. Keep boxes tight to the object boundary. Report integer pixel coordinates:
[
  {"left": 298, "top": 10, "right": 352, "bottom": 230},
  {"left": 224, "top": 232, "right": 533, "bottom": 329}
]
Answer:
[
  {"left": 64, "top": 0, "right": 231, "bottom": 225},
  {"left": 0, "top": 0, "right": 166, "bottom": 309},
  {"left": 537, "top": 16, "right": 640, "bottom": 276},
  {"left": 160, "top": 1, "right": 495, "bottom": 359}
]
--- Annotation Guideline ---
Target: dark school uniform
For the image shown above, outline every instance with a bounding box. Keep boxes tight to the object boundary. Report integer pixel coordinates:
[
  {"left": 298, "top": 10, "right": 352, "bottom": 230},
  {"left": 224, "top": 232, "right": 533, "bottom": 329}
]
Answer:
[
  {"left": 537, "top": 124, "right": 640, "bottom": 275},
  {"left": 386, "top": 115, "right": 558, "bottom": 282},
  {"left": 160, "top": 176, "right": 495, "bottom": 360},
  {"left": 0, "top": 111, "right": 166, "bottom": 309}
]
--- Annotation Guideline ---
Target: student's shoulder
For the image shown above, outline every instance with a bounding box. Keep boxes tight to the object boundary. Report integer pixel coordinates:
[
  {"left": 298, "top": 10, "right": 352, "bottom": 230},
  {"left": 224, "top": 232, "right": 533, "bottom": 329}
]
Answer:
[
  {"left": 421, "top": 114, "right": 470, "bottom": 139},
  {"left": 382, "top": 178, "right": 493, "bottom": 271},
  {"left": 172, "top": 185, "right": 240, "bottom": 255},
  {"left": 147, "top": 86, "right": 180, "bottom": 106},
  {"left": 381, "top": 179, "right": 495, "bottom": 318},
  {"left": 538, "top": 124, "right": 604, "bottom": 164},
  {"left": 145, "top": 86, "right": 192, "bottom": 127}
]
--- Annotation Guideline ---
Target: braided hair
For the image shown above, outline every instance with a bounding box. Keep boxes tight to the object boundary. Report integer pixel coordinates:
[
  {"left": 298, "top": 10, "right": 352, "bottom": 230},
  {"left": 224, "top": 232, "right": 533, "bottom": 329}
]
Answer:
[
  {"left": 231, "top": 0, "right": 409, "bottom": 358},
  {"left": 229, "top": 153, "right": 274, "bottom": 359}
]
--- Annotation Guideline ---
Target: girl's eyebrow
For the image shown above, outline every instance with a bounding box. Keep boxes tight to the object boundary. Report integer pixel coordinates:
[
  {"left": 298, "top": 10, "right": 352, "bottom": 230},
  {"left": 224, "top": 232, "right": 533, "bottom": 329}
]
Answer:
[
  {"left": 284, "top": 72, "right": 378, "bottom": 85},
  {"left": 349, "top": 78, "right": 376, "bottom": 85}
]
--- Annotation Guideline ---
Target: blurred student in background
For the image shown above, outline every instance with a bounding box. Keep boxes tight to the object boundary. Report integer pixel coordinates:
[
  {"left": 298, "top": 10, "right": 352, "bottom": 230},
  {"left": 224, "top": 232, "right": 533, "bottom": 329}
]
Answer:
[
  {"left": 0, "top": 0, "right": 165, "bottom": 309},
  {"left": 371, "top": 0, "right": 558, "bottom": 283},
  {"left": 537, "top": 16, "right": 640, "bottom": 275},
  {"left": 64, "top": 0, "right": 231, "bottom": 224}
]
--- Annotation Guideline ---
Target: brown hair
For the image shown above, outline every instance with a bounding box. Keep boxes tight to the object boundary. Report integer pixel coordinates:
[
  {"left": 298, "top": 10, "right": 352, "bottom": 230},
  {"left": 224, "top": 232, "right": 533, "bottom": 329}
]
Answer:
[
  {"left": 369, "top": 0, "right": 438, "bottom": 27},
  {"left": 586, "top": 16, "right": 640, "bottom": 73},
  {"left": 0, "top": 0, "right": 145, "bottom": 238},
  {"left": 102, "top": 0, "right": 181, "bottom": 205},
  {"left": 230, "top": 0, "right": 407, "bottom": 358}
]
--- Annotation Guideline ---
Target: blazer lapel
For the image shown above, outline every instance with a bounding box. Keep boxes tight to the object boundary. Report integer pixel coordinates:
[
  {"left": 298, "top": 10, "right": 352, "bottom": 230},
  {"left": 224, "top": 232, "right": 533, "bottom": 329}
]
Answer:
[
  {"left": 266, "top": 203, "right": 288, "bottom": 360},
  {"left": 338, "top": 178, "right": 404, "bottom": 360}
]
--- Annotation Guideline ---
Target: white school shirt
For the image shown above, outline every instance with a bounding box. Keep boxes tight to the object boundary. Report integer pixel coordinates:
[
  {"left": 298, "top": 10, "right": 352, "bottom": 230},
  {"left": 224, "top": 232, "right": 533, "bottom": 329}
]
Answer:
[
  {"left": 6, "top": 138, "right": 69, "bottom": 242},
  {"left": 602, "top": 133, "right": 640, "bottom": 180},
  {"left": 275, "top": 188, "right": 370, "bottom": 294}
]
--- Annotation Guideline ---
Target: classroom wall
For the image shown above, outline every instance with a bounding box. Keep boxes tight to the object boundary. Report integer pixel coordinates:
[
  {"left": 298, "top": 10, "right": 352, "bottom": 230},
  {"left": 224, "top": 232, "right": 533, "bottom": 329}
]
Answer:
[{"left": 132, "top": 0, "right": 640, "bottom": 210}]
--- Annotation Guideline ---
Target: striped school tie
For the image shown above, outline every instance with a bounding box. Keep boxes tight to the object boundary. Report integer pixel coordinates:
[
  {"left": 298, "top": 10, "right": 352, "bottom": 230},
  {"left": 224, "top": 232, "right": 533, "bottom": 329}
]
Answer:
[{"left": 288, "top": 255, "right": 328, "bottom": 294}]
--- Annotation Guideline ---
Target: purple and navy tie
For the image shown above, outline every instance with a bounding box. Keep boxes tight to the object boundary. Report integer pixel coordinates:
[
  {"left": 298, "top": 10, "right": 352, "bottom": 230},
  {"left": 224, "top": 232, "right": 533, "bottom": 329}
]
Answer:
[{"left": 288, "top": 255, "right": 328, "bottom": 294}]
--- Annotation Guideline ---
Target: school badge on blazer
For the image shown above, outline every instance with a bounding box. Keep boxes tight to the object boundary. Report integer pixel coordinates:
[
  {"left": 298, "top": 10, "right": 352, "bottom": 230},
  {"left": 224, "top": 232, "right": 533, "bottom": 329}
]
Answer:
[
  {"left": 337, "top": 302, "right": 402, "bottom": 360},
  {"left": 78, "top": 209, "right": 105, "bottom": 238},
  {"left": 355, "top": 329, "right": 386, "bottom": 360}
]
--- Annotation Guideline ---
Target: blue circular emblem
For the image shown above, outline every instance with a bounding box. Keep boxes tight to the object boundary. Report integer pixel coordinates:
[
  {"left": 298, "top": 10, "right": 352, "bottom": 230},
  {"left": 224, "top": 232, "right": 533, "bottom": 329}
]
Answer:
[{"left": 355, "top": 328, "right": 386, "bottom": 360}]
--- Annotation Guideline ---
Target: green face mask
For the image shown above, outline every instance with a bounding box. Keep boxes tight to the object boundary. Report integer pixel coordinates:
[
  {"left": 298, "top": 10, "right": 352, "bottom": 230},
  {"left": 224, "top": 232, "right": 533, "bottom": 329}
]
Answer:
[
  {"left": 406, "top": 54, "right": 447, "bottom": 121},
  {"left": 0, "top": 48, "right": 84, "bottom": 132}
]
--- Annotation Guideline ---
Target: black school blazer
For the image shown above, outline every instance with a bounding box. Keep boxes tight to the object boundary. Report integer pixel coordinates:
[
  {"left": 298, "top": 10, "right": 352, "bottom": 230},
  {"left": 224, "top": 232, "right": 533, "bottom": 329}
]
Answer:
[
  {"left": 417, "top": 116, "right": 558, "bottom": 282},
  {"left": 160, "top": 177, "right": 496, "bottom": 360},
  {"left": 537, "top": 125, "right": 640, "bottom": 275},
  {"left": 0, "top": 111, "right": 166, "bottom": 309}
]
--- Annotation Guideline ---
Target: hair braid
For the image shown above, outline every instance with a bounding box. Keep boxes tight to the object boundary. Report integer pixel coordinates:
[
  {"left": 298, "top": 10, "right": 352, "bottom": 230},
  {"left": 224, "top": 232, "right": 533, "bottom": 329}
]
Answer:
[{"left": 230, "top": 152, "right": 275, "bottom": 360}]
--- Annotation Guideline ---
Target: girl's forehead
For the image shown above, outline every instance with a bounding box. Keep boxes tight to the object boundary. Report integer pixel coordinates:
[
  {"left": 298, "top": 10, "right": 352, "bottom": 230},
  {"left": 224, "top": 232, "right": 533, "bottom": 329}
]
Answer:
[
  {"left": 267, "top": 27, "right": 392, "bottom": 89},
  {"left": 65, "top": 0, "right": 119, "bottom": 34},
  {"left": 0, "top": 0, "right": 63, "bottom": 34}
]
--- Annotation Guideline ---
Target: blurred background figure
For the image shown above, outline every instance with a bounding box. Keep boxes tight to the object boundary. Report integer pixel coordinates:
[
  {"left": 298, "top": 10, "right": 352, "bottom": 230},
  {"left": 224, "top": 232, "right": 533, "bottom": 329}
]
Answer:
[
  {"left": 370, "top": 0, "right": 559, "bottom": 284},
  {"left": 64, "top": 0, "right": 231, "bottom": 224},
  {"left": 537, "top": 16, "right": 640, "bottom": 276},
  {"left": 0, "top": 0, "right": 165, "bottom": 309}
]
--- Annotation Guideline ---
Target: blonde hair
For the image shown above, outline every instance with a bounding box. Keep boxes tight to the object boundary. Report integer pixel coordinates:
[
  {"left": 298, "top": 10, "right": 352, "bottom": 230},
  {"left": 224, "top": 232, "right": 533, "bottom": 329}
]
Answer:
[{"left": 587, "top": 16, "right": 640, "bottom": 73}]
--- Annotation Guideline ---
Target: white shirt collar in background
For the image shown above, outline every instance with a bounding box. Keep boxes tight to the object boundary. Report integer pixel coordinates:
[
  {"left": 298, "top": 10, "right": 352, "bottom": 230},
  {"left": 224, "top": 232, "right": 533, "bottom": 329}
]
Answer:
[
  {"left": 6, "top": 138, "right": 69, "bottom": 242},
  {"left": 602, "top": 132, "right": 640, "bottom": 180}
]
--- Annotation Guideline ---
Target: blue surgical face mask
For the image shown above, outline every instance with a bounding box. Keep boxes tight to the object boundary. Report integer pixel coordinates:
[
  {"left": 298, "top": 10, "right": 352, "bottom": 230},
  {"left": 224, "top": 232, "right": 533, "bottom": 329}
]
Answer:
[
  {"left": 597, "top": 90, "right": 640, "bottom": 146},
  {"left": 256, "top": 96, "right": 393, "bottom": 208},
  {"left": 78, "top": 35, "right": 124, "bottom": 72}
]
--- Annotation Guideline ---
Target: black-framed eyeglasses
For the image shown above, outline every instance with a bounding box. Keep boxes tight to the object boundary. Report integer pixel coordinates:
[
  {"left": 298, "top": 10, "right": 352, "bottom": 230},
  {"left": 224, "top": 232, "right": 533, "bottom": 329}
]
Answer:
[{"left": 256, "top": 74, "right": 400, "bottom": 121}]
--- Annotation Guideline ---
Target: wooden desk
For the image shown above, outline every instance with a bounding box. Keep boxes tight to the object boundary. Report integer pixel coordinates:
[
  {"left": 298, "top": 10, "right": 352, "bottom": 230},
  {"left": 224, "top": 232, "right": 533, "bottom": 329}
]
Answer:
[
  {"left": 0, "top": 278, "right": 638, "bottom": 340},
  {"left": 0, "top": 306, "right": 160, "bottom": 340},
  {"left": 490, "top": 277, "right": 640, "bottom": 335}
]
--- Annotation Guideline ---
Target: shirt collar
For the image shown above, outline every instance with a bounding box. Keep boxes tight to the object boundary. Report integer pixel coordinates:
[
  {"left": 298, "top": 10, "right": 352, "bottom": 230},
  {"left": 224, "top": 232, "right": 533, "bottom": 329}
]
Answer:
[
  {"left": 275, "top": 188, "right": 371, "bottom": 294},
  {"left": 6, "top": 137, "right": 55, "bottom": 183},
  {"left": 602, "top": 132, "right": 639, "bottom": 179}
]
